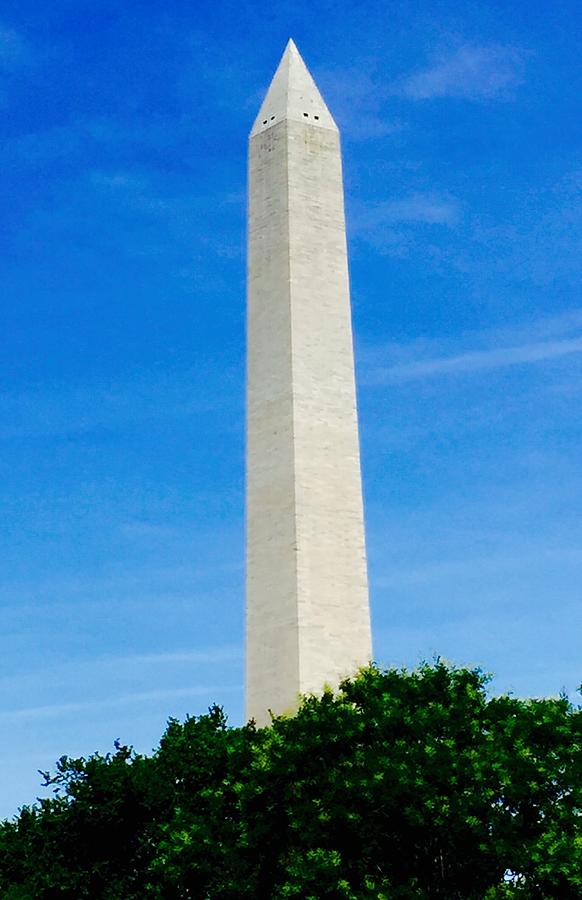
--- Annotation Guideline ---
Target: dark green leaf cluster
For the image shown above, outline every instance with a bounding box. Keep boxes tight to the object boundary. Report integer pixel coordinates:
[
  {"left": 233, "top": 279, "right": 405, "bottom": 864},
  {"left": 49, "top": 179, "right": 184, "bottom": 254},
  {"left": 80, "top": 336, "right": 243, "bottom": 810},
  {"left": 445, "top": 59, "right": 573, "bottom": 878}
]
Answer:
[{"left": 1, "top": 662, "right": 581, "bottom": 898}]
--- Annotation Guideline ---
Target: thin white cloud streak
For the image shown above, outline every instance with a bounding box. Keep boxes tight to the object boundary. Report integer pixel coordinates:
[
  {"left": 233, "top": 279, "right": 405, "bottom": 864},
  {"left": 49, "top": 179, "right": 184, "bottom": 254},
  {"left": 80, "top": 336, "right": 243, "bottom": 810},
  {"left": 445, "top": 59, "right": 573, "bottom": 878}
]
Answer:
[
  {"left": 0, "top": 685, "right": 240, "bottom": 722},
  {"left": 352, "top": 192, "right": 461, "bottom": 232},
  {"left": 4, "top": 118, "right": 173, "bottom": 164},
  {"left": 0, "top": 25, "right": 26, "bottom": 68},
  {"left": 400, "top": 43, "right": 527, "bottom": 101},
  {"left": 0, "top": 646, "right": 243, "bottom": 700},
  {"left": 315, "top": 67, "right": 406, "bottom": 142},
  {"left": 375, "top": 547, "right": 582, "bottom": 589},
  {"left": 373, "top": 615, "right": 582, "bottom": 701},
  {"left": 366, "top": 335, "right": 582, "bottom": 385},
  {"left": 344, "top": 117, "right": 404, "bottom": 142},
  {"left": 490, "top": 309, "right": 582, "bottom": 344},
  {"left": 0, "top": 367, "right": 239, "bottom": 440},
  {"left": 0, "top": 646, "right": 241, "bottom": 680},
  {"left": 88, "top": 646, "right": 242, "bottom": 669},
  {"left": 0, "top": 557, "right": 244, "bottom": 618}
]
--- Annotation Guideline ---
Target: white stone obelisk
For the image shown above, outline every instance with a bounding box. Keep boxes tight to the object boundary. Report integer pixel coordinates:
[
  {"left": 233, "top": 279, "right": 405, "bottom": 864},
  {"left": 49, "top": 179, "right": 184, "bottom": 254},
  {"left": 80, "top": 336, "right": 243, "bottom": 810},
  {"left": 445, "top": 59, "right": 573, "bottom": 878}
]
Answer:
[{"left": 246, "top": 40, "right": 372, "bottom": 725}]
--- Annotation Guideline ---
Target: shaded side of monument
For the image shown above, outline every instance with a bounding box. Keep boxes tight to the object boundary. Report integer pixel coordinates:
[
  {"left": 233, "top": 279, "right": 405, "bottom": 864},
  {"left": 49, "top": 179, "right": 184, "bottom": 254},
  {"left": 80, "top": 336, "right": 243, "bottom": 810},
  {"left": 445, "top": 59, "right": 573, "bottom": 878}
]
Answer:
[{"left": 246, "top": 40, "right": 372, "bottom": 726}]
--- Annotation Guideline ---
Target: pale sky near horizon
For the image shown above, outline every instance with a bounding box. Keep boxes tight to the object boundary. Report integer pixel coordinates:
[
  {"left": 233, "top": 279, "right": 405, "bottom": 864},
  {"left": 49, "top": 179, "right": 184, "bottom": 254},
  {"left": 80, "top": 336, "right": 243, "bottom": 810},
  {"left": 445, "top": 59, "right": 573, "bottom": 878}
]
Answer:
[{"left": 1, "top": 0, "right": 582, "bottom": 818}]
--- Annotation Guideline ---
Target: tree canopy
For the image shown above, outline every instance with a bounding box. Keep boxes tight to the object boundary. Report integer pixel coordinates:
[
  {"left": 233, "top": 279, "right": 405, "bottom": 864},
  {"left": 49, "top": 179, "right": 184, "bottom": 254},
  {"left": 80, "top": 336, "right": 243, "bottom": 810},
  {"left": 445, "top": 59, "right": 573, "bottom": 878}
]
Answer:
[{"left": 1, "top": 661, "right": 581, "bottom": 898}]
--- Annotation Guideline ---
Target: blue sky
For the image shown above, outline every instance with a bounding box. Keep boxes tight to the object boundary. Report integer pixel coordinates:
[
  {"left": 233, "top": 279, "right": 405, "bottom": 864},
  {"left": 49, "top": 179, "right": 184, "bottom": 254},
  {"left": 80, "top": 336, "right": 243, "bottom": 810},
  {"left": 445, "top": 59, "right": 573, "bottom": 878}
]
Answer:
[{"left": 1, "top": 0, "right": 581, "bottom": 817}]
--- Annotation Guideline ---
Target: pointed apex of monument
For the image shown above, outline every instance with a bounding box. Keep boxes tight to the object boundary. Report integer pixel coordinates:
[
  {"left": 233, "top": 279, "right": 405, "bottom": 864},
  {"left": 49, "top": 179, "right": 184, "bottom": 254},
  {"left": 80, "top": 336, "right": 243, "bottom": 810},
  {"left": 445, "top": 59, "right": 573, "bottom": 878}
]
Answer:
[{"left": 250, "top": 40, "right": 337, "bottom": 137}]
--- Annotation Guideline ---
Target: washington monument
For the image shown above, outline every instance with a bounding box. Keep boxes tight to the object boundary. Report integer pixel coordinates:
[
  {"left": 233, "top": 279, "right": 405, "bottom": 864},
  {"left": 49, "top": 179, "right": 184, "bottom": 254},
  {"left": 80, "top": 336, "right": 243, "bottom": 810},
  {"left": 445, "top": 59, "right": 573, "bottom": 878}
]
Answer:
[{"left": 246, "top": 40, "right": 372, "bottom": 725}]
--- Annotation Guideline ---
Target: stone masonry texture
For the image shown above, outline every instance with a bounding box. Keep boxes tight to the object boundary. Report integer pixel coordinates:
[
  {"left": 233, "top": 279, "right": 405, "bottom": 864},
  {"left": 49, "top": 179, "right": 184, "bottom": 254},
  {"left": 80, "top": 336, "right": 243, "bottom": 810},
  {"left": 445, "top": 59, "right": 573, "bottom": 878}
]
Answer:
[{"left": 246, "top": 41, "right": 372, "bottom": 726}]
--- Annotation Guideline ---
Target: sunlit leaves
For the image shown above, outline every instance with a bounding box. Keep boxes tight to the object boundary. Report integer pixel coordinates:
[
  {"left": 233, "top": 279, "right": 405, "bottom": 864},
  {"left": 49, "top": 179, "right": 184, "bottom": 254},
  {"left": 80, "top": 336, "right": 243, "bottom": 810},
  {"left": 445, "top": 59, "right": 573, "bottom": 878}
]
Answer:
[{"left": 1, "top": 661, "right": 581, "bottom": 897}]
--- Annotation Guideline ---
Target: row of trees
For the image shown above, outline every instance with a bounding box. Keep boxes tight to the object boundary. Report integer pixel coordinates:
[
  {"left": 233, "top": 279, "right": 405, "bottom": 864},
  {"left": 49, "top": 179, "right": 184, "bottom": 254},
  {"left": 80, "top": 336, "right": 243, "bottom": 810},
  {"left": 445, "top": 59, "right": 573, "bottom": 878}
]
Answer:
[{"left": 1, "top": 661, "right": 581, "bottom": 897}]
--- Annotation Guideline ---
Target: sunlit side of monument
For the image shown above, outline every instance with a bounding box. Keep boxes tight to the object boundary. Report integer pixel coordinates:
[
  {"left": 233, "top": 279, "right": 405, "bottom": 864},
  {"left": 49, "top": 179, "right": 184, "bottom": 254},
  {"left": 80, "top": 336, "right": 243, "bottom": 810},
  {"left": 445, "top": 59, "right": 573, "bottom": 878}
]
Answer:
[{"left": 246, "top": 40, "right": 372, "bottom": 726}]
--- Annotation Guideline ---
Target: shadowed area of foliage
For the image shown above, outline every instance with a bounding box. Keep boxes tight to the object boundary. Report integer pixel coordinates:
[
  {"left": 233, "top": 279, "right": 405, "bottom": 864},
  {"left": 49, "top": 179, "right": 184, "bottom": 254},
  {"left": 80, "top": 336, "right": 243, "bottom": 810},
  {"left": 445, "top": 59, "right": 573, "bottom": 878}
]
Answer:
[{"left": 1, "top": 662, "right": 581, "bottom": 898}]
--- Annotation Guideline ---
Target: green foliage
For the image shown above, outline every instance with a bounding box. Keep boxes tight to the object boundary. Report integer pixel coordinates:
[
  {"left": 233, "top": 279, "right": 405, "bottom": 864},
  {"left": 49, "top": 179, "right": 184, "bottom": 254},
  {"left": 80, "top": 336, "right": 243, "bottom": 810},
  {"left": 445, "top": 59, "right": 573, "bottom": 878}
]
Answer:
[{"left": 1, "top": 662, "right": 581, "bottom": 898}]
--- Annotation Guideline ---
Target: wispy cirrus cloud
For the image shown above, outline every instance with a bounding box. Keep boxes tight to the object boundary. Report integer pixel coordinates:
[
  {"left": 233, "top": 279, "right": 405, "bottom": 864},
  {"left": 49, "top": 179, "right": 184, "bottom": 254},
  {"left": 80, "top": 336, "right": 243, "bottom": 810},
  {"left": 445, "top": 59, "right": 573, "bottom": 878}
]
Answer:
[
  {"left": 400, "top": 43, "right": 528, "bottom": 101},
  {"left": 375, "top": 546, "right": 582, "bottom": 590},
  {"left": 0, "top": 23, "right": 31, "bottom": 106},
  {"left": 362, "top": 310, "right": 582, "bottom": 384},
  {"left": 0, "top": 685, "right": 240, "bottom": 722},
  {"left": 317, "top": 67, "right": 406, "bottom": 142},
  {"left": 0, "top": 24, "right": 27, "bottom": 69},
  {"left": 0, "top": 646, "right": 243, "bottom": 696},
  {"left": 371, "top": 336, "right": 582, "bottom": 384},
  {"left": 349, "top": 192, "right": 461, "bottom": 256},
  {"left": 0, "top": 364, "right": 238, "bottom": 440},
  {"left": 3, "top": 118, "right": 174, "bottom": 165},
  {"left": 353, "top": 192, "right": 461, "bottom": 230},
  {"left": 359, "top": 193, "right": 460, "bottom": 228}
]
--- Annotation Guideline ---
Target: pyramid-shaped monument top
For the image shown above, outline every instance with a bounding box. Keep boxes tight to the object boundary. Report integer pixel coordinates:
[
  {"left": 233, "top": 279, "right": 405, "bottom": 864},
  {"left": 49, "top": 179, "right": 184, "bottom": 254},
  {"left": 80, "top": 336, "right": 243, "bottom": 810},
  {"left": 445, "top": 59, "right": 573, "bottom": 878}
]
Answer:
[{"left": 250, "top": 39, "right": 337, "bottom": 136}]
